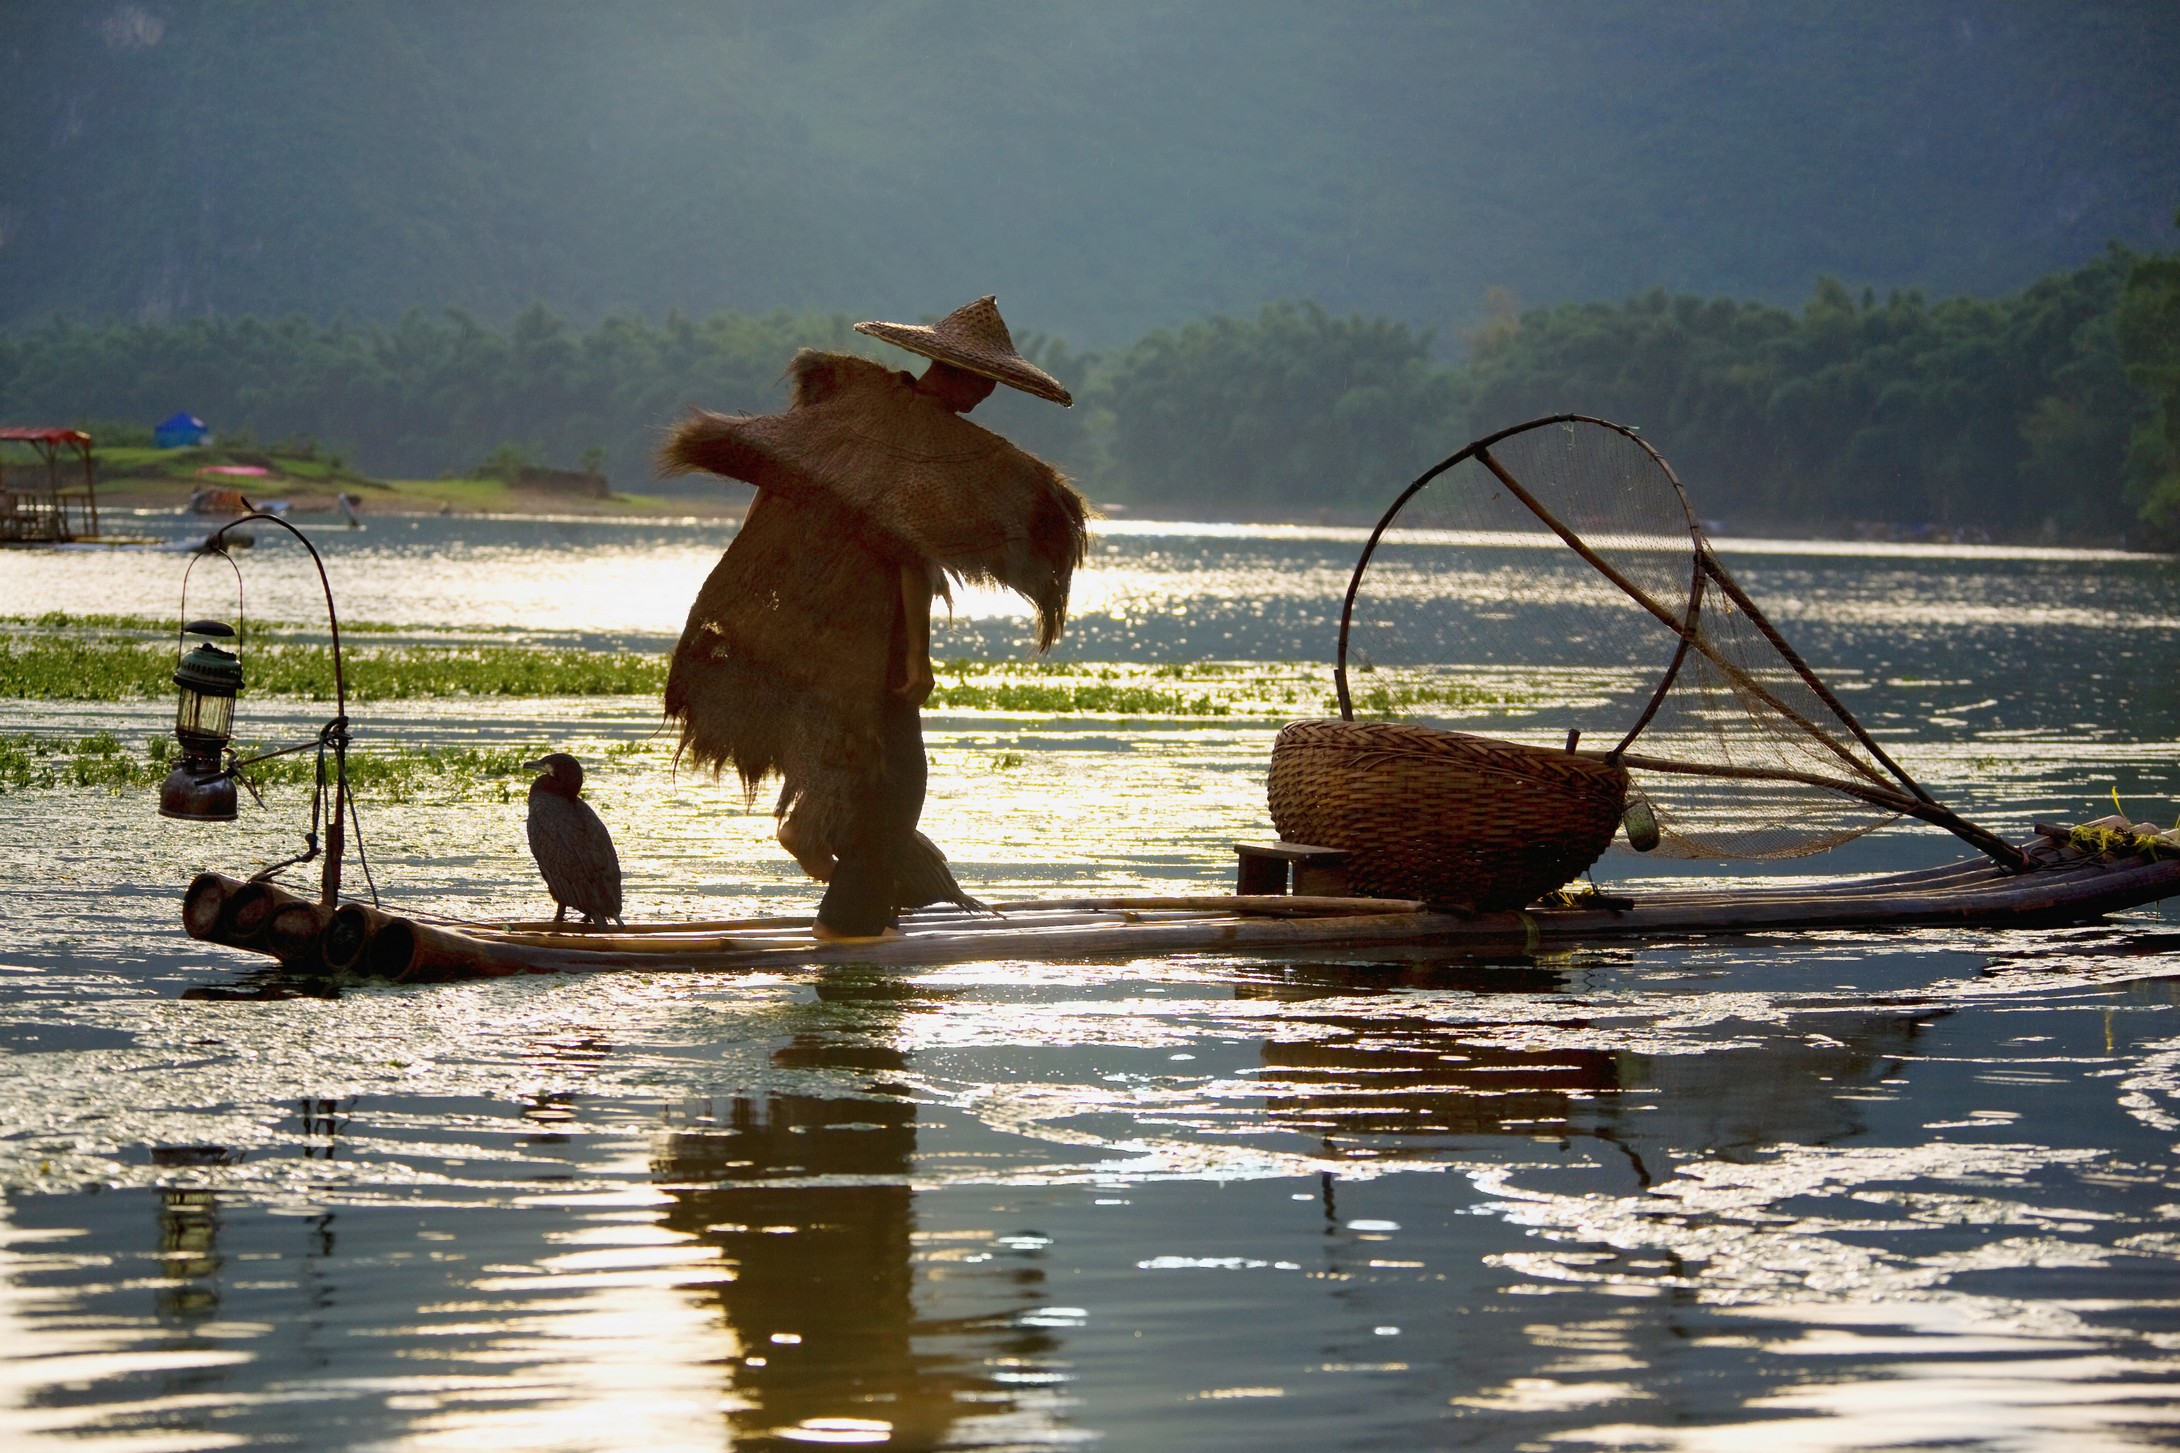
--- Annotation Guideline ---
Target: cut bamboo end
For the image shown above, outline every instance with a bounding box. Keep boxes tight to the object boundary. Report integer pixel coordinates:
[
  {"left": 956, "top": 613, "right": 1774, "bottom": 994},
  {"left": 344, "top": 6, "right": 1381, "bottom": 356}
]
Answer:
[
  {"left": 214, "top": 878, "right": 316, "bottom": 953},
  {"left": 323, "top": 903, "right": 427, "bottom": 980},
  {"left": 322, "top": 904, "right": 377, "bottom": 974},
  {"left": 220, "top": 882, "right": 283, "bottom": 947},
  {"left": 183, "top": 872, "right": 237, "bottom": 941},
  {"left": 368, "top": 918, "right": 421, "bottom": 980},
  {"left": 266, "top": 901, "right": 332, "bottom": 970}
]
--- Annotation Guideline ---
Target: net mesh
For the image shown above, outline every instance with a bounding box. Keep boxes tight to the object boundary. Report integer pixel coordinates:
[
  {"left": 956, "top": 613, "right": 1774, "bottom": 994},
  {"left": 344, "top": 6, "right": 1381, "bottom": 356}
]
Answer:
[{"left": 1339, "top": 416, "right": 1902, "bottom": 859}]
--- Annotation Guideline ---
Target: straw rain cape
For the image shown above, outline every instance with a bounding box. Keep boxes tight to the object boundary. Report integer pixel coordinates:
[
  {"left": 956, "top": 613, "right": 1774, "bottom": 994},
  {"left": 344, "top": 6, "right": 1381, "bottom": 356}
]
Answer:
[
  {"left": 660, "top": 349, "right": 1091, "bottom": 830},
  {"left": 663, "top": 351, "right": 1089, "bottom": 647}
]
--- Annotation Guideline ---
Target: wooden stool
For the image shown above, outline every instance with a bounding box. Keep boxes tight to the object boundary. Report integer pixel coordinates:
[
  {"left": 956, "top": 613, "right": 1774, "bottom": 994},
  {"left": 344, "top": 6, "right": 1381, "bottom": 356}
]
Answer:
[{"left": 1234, "top": 842, "right": 1350, "bottom": 896}]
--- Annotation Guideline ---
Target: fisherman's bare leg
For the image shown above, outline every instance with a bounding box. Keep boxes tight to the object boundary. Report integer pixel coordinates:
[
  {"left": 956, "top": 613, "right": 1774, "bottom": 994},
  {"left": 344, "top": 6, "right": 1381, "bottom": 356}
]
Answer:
[{"left": 813, "top": 563, "right": 934, "bottom": 943}]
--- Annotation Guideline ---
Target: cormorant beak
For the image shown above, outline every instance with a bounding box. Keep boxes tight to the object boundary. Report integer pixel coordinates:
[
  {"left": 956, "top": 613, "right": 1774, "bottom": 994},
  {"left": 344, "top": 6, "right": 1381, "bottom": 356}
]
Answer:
[{"left": 522, "top": 758, "right": 548, "bottom": 774}]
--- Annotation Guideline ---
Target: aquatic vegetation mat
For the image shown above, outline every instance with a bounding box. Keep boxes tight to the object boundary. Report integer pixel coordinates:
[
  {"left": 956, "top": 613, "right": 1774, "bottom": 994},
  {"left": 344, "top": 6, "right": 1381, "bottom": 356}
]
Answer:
[
  {"left": 0, "top": 623, "right": 1540, "bottom": 718},
  {"left": 1, "top": 610, "right": 409, "bottom": 635},
  {"left": 0, "top": 638, "right": 664, "bottom": 701},
  {"left": 929, "top": 657, "right": 1537, "bottom": 719},
  {"left": 0, "top": 731, "right": 584, "bottom": 800}
]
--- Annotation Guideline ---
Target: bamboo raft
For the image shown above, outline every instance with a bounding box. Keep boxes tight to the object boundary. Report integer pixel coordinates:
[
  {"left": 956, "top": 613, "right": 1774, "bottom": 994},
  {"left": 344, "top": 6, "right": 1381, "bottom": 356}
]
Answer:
[{"left": 180, "top": 825, "right": 2180, "bottom": 984}]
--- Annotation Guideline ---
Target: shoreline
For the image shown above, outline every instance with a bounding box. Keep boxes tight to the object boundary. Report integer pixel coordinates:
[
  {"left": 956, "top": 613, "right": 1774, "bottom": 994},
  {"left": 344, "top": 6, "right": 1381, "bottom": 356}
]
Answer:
[{"left": 82, "top": 480, "right": 2160, "bottom": 553}]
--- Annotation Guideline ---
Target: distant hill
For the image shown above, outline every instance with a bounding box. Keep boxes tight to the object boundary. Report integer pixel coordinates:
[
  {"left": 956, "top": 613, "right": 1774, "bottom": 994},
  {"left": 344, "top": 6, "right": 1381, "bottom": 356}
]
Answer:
[{"left": 2, "top": 1, "right": 2176, "bottom": 344}]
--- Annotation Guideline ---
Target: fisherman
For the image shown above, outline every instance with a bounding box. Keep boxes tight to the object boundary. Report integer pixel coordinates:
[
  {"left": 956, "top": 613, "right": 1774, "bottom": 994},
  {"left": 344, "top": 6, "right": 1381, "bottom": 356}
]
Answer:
[{"left": 661, "top": 297, "right": 1089, "bottom": 941}]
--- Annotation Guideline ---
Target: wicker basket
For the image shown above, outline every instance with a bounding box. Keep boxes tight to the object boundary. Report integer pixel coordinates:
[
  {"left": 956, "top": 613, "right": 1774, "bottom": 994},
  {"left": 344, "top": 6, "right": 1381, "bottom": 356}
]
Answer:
[{"left": 1267, "top": 720, "right": 1628, "bottom": 909}]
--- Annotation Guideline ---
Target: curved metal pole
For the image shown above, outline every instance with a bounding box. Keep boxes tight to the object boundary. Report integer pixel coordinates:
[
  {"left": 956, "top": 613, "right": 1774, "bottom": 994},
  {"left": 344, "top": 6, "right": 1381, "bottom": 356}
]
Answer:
[{"left": 206, "top": 512, "right": 351, "bottom": 904}]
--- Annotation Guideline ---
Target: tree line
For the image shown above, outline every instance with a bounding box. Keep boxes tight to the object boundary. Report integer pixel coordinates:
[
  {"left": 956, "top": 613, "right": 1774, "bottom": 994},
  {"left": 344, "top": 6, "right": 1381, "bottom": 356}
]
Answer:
[{"left": 2, "top": 235, "right": 2175, "bottom": 543}]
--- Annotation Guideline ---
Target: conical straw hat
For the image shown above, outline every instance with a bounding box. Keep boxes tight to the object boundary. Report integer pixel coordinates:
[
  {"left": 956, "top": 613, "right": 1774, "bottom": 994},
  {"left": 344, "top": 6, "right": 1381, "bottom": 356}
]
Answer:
[{"left": 855, "top": 296, "right": 1073, "bottom": 406}]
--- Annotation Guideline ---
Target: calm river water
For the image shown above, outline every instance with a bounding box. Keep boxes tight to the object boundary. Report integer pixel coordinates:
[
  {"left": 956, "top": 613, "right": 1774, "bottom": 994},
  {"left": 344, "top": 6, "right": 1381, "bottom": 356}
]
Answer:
[{"left": 3, "top": 515, "right": 2179, "bottom": 1451}]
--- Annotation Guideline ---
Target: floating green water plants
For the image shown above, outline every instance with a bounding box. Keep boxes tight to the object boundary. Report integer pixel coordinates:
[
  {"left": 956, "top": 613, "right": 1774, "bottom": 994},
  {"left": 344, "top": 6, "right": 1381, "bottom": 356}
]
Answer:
[
  {"left": 931, "top": 657, "right": 1533, "bottom": 719},
  {"left": 1, "top": 612, "right": 408, "bottom": 635},
  {"left": 926, "top": 681, "right": 1229, "bottom": 715},
  {"left": 4, "top": 621, "right": 1536, "bottom": 717},
  {"left": 0, "top": 732, "right": 575, "bottom": 800},
  {"left": 0, "top": 640, "right": 664, "bottom": 701}
]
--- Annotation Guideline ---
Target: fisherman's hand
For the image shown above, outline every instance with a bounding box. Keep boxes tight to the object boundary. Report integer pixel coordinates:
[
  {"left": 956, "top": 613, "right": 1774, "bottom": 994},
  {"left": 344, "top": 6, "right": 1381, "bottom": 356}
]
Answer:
[{"left": 896, "top": 657, "right": 934, "bottom": 705}]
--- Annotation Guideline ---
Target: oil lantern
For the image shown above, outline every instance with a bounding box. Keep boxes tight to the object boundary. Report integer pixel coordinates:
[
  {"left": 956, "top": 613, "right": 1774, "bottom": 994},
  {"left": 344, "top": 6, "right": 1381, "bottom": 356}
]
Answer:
[{"left": 159, "top": 619, "right": 244, "bottom": 821}]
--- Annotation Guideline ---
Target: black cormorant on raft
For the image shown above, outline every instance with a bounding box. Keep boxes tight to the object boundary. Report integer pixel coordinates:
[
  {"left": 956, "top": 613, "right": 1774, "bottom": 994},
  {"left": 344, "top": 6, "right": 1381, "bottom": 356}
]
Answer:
[{"left": 524, "top": 753, "right": 623, "bottom": 926}]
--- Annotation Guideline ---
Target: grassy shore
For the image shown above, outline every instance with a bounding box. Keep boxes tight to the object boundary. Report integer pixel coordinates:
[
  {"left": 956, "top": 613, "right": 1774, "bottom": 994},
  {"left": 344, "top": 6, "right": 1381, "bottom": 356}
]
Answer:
[
  {"left": 97, "top": 471, "right": 715, "bottom": 518},
  {"left": 85, "top": 442, "right": 731, "bottom": 517}
]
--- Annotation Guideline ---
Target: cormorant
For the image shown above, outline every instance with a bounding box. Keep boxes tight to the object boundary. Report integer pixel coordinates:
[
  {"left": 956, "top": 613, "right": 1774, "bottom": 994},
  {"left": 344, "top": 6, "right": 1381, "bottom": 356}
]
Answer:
[{"left": 523, "top": 753, "right": 623, "bottom": 925}]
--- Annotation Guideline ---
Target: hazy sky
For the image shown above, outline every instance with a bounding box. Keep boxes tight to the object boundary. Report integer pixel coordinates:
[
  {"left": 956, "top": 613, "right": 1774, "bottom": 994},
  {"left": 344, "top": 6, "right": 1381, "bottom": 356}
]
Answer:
[{"left": 3, "top": 1, "right": 2177, "bottom": 342}]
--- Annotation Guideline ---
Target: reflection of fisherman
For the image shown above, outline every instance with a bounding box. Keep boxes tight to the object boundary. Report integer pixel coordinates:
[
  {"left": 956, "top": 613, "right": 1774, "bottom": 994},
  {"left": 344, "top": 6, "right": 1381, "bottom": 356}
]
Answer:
[{"left": 662, "top": 297, "right": 1089, "bottom": 940}]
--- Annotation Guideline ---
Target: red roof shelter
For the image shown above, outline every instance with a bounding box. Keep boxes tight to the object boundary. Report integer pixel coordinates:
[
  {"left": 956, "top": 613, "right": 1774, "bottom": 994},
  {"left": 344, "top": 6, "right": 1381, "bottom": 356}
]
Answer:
[{"left": 0, "top": 427, "right": 99, "bottom": 543}]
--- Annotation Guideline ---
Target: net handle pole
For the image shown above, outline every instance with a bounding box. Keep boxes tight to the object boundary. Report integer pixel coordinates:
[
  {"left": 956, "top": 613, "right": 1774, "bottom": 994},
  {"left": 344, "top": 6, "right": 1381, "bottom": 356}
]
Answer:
[
  {"left": 1607, "top": 751, "right": 2031, "bottom": 870},
  {"left": 1472, "top": 446, "right": 1891, "bottom": 791},
  {"left": 1475, "top": 447, "right": 2023, "bottom": 868},
  {"left": 1697, "top": 556, "right": 1935, "bottom": 805},
  {"left": 1333, "top": 413, "right": 1584, "bottom": 718},
  {"left": 1611, "top": 427, "right": 1989, "bottom": 843}
]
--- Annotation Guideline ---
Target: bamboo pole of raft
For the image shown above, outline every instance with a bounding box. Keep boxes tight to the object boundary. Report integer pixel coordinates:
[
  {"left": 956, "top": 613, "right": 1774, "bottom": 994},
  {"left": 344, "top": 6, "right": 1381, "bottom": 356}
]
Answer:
[
  {"left": 1523, "top": 854, "right": 2180, "bottom": 938},
  {"left": 182, "top": 873, "right": 235, "bottom": 942},
  {"left": 294, "top": 853, "right": 2180, "bottom": 981},
  {"left": 460, "top": 894, "right": 1427, "bottom": 937},
  {"left": 396, "top": 864, "right": 2029, "bottom": 947},
  {"left": 466, "top": 911, "right": 1223, "bottom": 954},
  {"left": 181, "top": 841, "right": 2180, "bottom": 984},
  {"left": 265, "top": 901, "right": 333, "bottom": 974}
]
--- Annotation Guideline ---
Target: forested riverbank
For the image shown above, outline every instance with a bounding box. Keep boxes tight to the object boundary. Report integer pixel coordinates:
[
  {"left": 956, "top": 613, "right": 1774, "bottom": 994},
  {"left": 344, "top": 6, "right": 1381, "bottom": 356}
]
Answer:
[{"left": 5, "top": 234, "right": 2177, "bottom": 543}]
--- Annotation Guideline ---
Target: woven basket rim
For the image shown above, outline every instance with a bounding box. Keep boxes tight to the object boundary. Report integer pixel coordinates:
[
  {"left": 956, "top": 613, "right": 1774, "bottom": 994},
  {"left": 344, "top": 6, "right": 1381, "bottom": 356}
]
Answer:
[{"left": 1276, "top": 721, "right": 1626, "bottom": 786}]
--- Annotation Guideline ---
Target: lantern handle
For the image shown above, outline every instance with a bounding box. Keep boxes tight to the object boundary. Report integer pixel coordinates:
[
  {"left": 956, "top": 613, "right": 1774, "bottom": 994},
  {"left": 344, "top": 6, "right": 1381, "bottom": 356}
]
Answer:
[{"left": 175, "top": 545, "right": 246, "bottom": 665}]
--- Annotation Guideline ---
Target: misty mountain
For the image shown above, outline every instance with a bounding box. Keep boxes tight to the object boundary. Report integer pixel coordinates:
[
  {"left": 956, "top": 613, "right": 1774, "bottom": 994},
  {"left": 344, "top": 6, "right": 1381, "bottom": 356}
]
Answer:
[{"left": 3, "top": 1, "right": 2176, "bottom": 345}]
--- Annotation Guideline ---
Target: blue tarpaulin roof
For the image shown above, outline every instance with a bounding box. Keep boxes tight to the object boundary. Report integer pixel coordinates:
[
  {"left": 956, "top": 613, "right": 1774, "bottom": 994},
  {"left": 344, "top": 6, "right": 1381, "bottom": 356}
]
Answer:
[{"left": 154, "top": 413, "right": 210, "bottom": 447}]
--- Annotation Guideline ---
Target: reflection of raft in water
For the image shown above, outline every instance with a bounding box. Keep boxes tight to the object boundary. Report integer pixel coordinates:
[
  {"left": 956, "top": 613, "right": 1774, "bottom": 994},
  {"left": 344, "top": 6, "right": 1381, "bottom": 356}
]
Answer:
[{"left": 182, "top": 826, "right": 2180, "bottom": 984}]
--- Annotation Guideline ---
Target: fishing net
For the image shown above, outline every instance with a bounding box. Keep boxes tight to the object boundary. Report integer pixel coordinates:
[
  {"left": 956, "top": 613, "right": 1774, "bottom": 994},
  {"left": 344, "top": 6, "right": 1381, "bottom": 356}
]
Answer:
[{"left": 1336, "top": 415, "right": 1940, "bottom": 860}]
